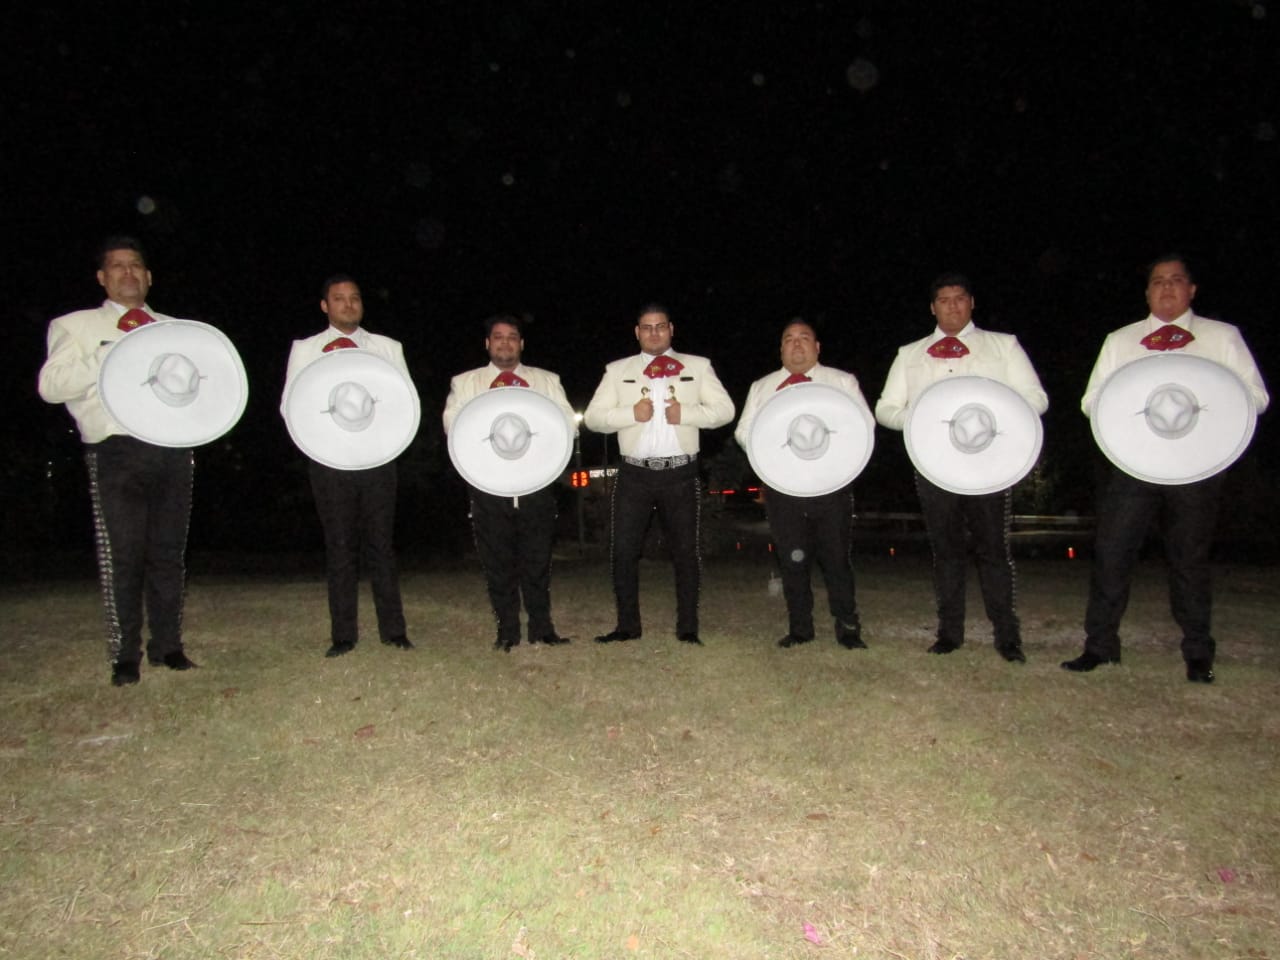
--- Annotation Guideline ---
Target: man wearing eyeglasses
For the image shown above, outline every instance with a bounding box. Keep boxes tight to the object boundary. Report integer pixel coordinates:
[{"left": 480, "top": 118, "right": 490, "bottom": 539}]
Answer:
[{"left": 584, "top": 303, "right": 735, "bottom": 646}]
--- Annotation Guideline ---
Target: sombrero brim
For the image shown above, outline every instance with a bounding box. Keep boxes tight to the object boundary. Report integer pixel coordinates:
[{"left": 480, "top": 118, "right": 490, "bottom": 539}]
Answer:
[
  {"left": 746, "top": 381, "right": 875, "bottom": 497},
  {"left": 1091, "top": 353, "right": 1257, "bottom": 485},
  {"left": 284, "top": 351, "right": 421, "bottom": 470},
  {"left": 448, "top": 387, "right": 575, "bottom": 496},
  {"left": 98, "top": 319, "right": 248, "bottom": 447},
  {"left": 905, "top": 376, "right": 1043, "bottom": 496}
]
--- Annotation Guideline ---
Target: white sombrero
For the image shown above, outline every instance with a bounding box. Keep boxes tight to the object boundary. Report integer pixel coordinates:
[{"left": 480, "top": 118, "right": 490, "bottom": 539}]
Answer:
[
  {"left": 1090, "top": 353, "right": 1257, "bottom": 485},
  {"left": 905, "top": 376, "right": 1043, "bottom": 496},
  {"left": 448, "top": 387, "right": 575, "bottom": 496},
  {"left": 284, "top": 350, "right": 421, "bottom": 470},
  {"left": 746, "top": 381, "right": 875, "bottom": 497},
  {"left": 98, "top": 319, "right": 248, "bottom": 447}
]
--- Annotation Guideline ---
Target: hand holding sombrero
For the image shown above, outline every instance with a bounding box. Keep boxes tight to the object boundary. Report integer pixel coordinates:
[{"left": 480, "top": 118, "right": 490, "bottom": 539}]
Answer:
[
  {"left": 283, "top": 350, "right": 421, "bottom": 470},
  {"left": 97, "top": 318, "right": 249, "bottom": 447},
  {"left": 447, "top": 387, "right": 575, "bottom": 497},
  {"left": 1090, "top": 353, "right": 1257, "bottom": 484},
  {"left": 745, "top": 381, "right": 875, "bottom": 497},
  {"left": 904, "top": 376, "right": 1043, "bottom": 496}
]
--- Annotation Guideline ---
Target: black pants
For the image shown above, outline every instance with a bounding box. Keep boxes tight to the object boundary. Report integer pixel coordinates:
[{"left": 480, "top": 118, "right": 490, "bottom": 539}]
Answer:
[
  {"left": 86, "top": 436, "right": 194, "bottom": 666},
  {"left": 608, "top": 460, "right": 701, "bottom": 636},
  {"left": 309, "top": 460, "right": 406, "bottom": 646},
  {"left": 469, "top": 486, "right": 558, "bottom": 643},
  {"left": 765, "top": 485, "right": 859, "bottom": 639},
  {"left": 1084, "top": 467, "right": 1223, "bottom": 663},
  {"left": 914, "top": 473, "right": 1020, "bottom": 648}
]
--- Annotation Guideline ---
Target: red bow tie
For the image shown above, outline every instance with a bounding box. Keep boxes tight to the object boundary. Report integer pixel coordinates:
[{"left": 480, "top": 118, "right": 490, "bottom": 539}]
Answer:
[
  {"left": 927, "top": 336, "right": 969, "bottom": 359},
  {"left": 117, "top": 308, "right": 154, "bottom": 332},
  {"left": 323, "top": 336, "right": 359, "bottom": 352},
  {"left": 644, "top": 356, "right": 685, "bottom": 379},
  {"left": 776, "top": 372, "right": 812, "bottom": 390},
  {"left": 1140, "top": 324, "right": 1195, "bottom": 351},
  {"left": 490, "top": 370, "right": 530, "bottom": 388}
]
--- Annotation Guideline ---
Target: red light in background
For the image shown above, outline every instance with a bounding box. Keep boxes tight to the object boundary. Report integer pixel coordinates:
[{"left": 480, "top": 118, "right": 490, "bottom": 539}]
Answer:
[{"left": 570, "top": 470, "right": 589, "bottom": 489}]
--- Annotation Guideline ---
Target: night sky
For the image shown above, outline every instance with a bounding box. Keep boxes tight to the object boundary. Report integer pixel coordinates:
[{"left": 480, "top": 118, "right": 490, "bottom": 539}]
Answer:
[{"left": 10, "top": 1, "right": 1279, "bottom": 559}]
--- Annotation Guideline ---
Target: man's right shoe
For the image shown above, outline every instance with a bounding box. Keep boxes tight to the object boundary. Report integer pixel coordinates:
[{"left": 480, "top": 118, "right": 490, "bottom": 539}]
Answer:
[
  {"left": 111, "top": 661, "right": 140, "bottom": 686},
  {"left": 594, "top": 630, "right": 640, "bottom": 643},
  {"left": 494, "top": 637, "right": 520, "bottom": 652},
  {"left": 325, "top": 641, "right": 356, "bottom": 658},
  {"left": 150, "top": 650, "right": 199, "bottom": 670},
  {"left": 1060, "top": 651, "right": 1121, "bottom": 672},
  {"left": 927, "top": 639, "right": 962, "bottom": 655},
  {"left": 778, "top": 634, "right": 813, "bottom": 648},
  {"left": 996, "top": 643, "right": 1027, "bottom": 664},
  {"left": 1185, "top": 659, "right": 1215, "bottom": 684}
]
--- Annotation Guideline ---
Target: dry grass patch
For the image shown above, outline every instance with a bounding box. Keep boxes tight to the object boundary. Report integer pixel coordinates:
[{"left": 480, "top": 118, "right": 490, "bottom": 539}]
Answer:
[{"left": 1, "top": 554, "right": 1277, "bottom": 958}]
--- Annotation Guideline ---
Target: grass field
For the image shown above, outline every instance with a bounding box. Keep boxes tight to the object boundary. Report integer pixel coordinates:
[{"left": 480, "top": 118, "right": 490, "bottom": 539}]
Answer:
[{"left": 2, "top": 552, "right": 1277, "bottom": 959}]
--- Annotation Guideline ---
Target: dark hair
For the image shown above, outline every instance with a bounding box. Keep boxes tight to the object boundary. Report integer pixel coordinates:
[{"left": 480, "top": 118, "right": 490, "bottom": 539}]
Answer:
[
  {"left": 929, "top": 271, "right": 972, "bottom": 299},
  {"left": 1145, "top": 254, "right": 1194, "bottom": 285},
  {"left": 636, "top": 302, "right": 671, "bottom": 323},
  {"left": 97, "top": 235, "right": 146, "bottom": 270},
  {"left": 484, "top": 314, "right": 524, "bottom": 337},
  {"left": 781, "top": 317, "right": 816, "bottom": 338},
  {"left": 320, "top": 273, "right": 359, "bottom": 300}
]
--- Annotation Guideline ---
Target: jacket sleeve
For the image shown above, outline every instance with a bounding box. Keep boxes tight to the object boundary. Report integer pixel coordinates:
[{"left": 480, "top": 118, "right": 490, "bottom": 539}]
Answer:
[
  {"left": 681, "top": 359, "right": 735, "bottom": 429},
  {"left": 733, "top": 378, "right": 767, "bottom": 451},
  {"left": 38, "top": 314, "right": 101, "bottom": 405},
  {"left": 874, "top": 349, "right": 911, "bottom": 431},
  {"left": 1003, "top": 337, "right": 1049, "bottom": 415},
  {"left": 583, "top": 364, "right": 630, "bottom": 434},
  {"left": 543, "top": 372, "right": 580, "bottom": 435}
]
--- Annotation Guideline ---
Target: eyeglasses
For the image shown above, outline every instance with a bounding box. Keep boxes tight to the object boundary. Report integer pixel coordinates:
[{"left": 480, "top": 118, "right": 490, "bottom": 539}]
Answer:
[{"left": 638, "top": 323, "right": 670, "bottom": 333}]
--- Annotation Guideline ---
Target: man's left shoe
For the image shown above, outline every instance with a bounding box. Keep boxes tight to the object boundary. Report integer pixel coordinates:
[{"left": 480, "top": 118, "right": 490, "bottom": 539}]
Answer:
[
  {"left": 382, "top": 636, "right": 415, "bottom": 650},
  {"left": 1185, "top": 659, "right": 1215, "bottom": 684},
  {"left": 111, "top": 661, "right": 141, "bottom": 686},
  {"left": 996, "top": 644, "right": 1027, "bottom": 663},
  {"left": 778, "top": 634, "right": 813, "bottom": 648},
  {"left": 531, "top": 633, "right": 571, "bottom": 645},
  {"left": 837, "top": 625, "right": 866, "bottom": 649},
  {"left": 594, "top": 629, "right": 641, "bottom": 643},
  {"left": 677, "top": 633, "right": 703, "bottom": 645},
  {"left": 149, "top": 651, "right": 199, "bottom": 670}
]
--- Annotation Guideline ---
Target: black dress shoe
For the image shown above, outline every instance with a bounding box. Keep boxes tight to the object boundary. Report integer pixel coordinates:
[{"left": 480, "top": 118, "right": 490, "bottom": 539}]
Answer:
[
  {"left": 594, "top": 629, "right": 640, "bottom": 643},
  {"left": 837, "top": 628, "right": 867, "bottom": 650},
  {"left": 778, "top": 634, "right": 813, "bottom": 648},
  {"left": 382, "top": 636, "right": 415, "bottom": 650},
  {"left": 325, "top": 640, "right": 356, "bottom": 658},
  {"left": 1060, "top": 651, "right": 1120, "bottom": 672},
  {"left": 677, "top": 633, "right": 703, "bottom": 645},
  {"left": 111, "top": 661, "right": 140, "bottom": 686},
  {"left": 531, "top": 633, "right": 571, "bottom": 645},
  {"left": 1185, "top": 659, "right": 1215, "bottom": 684},
  {"left": 927, "top": 639, "right": 962, "bottom": 655},
  {"left": 149, "top": 650, "right": 199, "bottom": 670},
  {"left": 996, "top": 644, "right": 1027, "bottom": 664},
  {"left": 494, "top": 636, "right": 520, "bottom": 652}
]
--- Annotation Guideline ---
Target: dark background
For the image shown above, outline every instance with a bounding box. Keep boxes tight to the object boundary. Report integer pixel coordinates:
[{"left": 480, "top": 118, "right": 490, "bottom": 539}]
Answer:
[{"left": 8, "top": 1, "right": 1279, "bottom": 566}]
